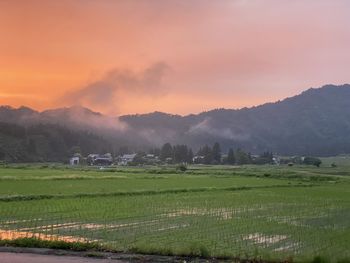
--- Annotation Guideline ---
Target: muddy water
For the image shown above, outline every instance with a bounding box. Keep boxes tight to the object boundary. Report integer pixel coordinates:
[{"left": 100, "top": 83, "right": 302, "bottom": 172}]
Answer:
[{"left": 0, "top": 229, "right": 87, "bottom": 243}]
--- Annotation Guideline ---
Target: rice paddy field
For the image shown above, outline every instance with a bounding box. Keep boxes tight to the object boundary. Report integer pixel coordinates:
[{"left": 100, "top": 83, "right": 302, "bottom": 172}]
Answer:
[{"left": 0, "top": 163, "right": 349, "bottom": 262}]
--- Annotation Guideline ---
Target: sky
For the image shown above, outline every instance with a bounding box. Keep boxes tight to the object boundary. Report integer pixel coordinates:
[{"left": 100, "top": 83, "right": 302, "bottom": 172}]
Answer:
[{"left": 0, "top": 0, "right": 349, "bottom": 116}]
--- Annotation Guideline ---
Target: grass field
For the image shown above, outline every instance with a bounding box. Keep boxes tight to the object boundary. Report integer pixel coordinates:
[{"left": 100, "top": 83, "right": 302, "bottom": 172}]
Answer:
[{"left": 0, "top": 164, "right": 349, "bottom": 262}]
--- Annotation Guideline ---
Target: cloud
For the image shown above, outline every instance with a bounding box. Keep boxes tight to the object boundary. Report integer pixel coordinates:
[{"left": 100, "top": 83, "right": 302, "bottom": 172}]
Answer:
[
  {"left": 188, "top": 118, "right": 250, "bottom": 141},
  {"left": 60, "top": 62, "right": 169, "bottom": 113},
  {"left": 47, "top": 105, "right": 128, "bottom": 132}
]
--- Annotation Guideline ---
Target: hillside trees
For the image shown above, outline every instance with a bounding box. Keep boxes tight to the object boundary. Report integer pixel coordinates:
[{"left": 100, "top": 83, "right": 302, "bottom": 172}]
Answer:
[
  {"left": 212, "top": 142, "right": 222, "bottom": 164},
  {"left": 160, "top": 143, "right": 173, "bottom": 161},
  {"left": 235, "top": 148, "right": 252, "bottom": 165},
  {"left": 253, "top": 152, "right": 273, "bottom": 165},
  {"left": 0, "top": 122, "right": 111, "bottom": 162},
  {"left": 160, "top": 143, "right": 194, "bottom": 164},
  {"left": 197, "top": 145, "right": 213, "bottom": 164},
  {"left": 187, "top": 149, "right": 194, "bottom": 163},
  {"left": 226, "top": 148, "right": 235, "bottom": 164}
]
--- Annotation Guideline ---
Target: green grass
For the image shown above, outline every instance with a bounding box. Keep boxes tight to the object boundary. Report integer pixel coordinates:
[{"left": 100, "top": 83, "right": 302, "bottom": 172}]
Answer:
[
  {"left": 320, "top": 155, "right": 350, "bottom": 167},
  {"left": 0, "top": 174, "right": 298, "bottom": 196},
  {"left": 0, "top": 164, "right": 349, "bottom": 262}
]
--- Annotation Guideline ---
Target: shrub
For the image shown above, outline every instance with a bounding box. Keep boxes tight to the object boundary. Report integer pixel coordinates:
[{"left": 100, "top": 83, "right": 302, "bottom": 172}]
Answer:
[
  {"left": 0, "top": 238, "right": 100, "bottom": 251},
  {"left": 311, "top": 256, "right": 329, "bottom": 263},
  {"left": 188, "top": 242, "right": 210, "bottom": 257},
  {"left": 176, "top": 164, "right": 188, "bottom": 172},
  {"left": 303, "top": 157, "right": 322, "bottom": 167}
]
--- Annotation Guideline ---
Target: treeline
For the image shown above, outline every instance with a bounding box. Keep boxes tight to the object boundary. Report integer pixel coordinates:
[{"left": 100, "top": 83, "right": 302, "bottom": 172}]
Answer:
[
  {"left": 194, "top": 143, "right": 274, "bottom": 165},
  {"left": 280, "top": 156, "right": 322, "bottom": 167},
  {"left": 159, "top": 143, "right": 194, "bottom": 163},
  {"left": 0, "top": 121, "right": 323, "bottom": 167},
  {"left": 143, "top": 142, "right": 322, "bottom": 166},
  {"left": 144, "top": 142, "right": 275, "bottom": 165}
]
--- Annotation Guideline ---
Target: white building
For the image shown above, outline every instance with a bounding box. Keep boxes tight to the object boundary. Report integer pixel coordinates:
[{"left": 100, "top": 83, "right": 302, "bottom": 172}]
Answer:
[
  {"left": 69, "top": 156, "right": 80, "bottom": 165},
  {"left": 118, "top": 154, "right": 137, "bottom": 165}
]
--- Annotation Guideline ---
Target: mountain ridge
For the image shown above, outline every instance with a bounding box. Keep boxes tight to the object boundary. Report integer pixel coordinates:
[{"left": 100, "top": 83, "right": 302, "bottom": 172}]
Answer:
[
  {"left": 2, "top": 83, "right": 349, "bottom": 119},
  {"left": 1, "top": 83, "right": 350, "bottom": 159}
]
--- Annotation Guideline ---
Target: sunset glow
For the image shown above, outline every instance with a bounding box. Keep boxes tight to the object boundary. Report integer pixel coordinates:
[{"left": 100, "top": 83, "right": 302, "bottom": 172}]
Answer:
[{"left": 1, "top": 0, "right": 349, "bottom": 115}]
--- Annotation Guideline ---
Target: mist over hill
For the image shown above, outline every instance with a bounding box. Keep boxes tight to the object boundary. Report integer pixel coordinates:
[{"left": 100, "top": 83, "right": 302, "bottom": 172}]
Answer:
[
  {"left": 1, "top": 84, "right": 350, "bottom": 161},
  {"left": 121, "top": 84, "right": 350, "bottom": 156}
]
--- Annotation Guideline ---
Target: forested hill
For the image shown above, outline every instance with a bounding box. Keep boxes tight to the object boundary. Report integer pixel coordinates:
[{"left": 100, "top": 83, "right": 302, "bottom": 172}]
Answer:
[
  {"left": 121, "top": 84, "right": 350, "bottom": 156},
  {"left": 1, "top": 84, "right": 350, "bottom": 162},
  {"left": 0, "top": 122, "right": 112, "bottom": 162}
]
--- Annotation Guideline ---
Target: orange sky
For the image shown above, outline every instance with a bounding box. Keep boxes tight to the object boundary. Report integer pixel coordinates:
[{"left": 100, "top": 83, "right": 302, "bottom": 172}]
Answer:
[{"left": 0, "top": 0, "right": 349, "bottom": 115}]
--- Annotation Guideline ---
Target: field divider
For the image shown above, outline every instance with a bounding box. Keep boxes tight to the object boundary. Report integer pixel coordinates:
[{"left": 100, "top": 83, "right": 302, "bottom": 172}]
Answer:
[{"left": 0, "top": 184, "right": 316, "bottom": 202}]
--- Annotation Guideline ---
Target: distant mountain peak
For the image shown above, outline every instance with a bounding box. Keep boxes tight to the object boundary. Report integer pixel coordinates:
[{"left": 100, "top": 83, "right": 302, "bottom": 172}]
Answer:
[{"left": 42, "top": 105, "right": 102, "bottom": 116}]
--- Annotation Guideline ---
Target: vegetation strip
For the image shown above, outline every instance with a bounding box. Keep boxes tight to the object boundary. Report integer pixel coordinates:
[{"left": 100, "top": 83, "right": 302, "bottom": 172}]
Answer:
[
  {"left": 0, "top": 184, "right": 314, "bottom": 202},
  {"left": 0, "top": 238, "right": 100, "bottom": 251},
  {"left": 0, "top": 246, "right": 217, "bottom": 263},
  {"left": 0, "top": 239, "right": 342, "bottom": 263}
]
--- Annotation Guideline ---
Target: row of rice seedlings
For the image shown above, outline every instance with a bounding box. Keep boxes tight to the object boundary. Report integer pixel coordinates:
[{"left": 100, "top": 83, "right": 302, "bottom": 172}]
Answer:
[{"left": 0, "top": 188, "right": 348, "bottom": 261}]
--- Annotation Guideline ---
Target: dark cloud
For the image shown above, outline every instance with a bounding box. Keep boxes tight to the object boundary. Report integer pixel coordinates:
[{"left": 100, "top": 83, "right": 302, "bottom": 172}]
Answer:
[{"left": 61, "top": 62, "right": 169, "bottom": 111}]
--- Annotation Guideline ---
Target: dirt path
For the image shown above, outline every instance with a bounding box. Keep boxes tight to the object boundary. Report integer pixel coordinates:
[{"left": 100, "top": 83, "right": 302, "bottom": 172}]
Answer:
[
  {"left": 0, "top": 247, "right": 213, "bottom": 263},
  {"left": 0, "top": 252, "right": 130, "bottom": 263}
]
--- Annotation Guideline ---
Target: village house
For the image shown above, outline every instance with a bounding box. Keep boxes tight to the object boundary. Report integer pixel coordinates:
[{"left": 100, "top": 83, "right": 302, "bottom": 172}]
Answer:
[
  {"left": 118, "top": 153, "right": 137, "bottom": 165},
  {"left": 69, "top": 153, "right": 82, "bottom": 165},
  {"left": 69, "top": 156, "right": 80, "bottom": 165},
  {"left": 87, "top": 153, "right": 113, "bottom": 166},
  {"left": 193, "top": 155, "right": 204, "bottom": 164},
  {"left": 144, "top": 154, "right": 160, "bottom": 164}
]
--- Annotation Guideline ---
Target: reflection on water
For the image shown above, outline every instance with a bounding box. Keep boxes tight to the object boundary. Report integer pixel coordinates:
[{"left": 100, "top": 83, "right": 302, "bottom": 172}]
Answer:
[{"left": 0, "top": 229, "right": 87, "bottom": 243}]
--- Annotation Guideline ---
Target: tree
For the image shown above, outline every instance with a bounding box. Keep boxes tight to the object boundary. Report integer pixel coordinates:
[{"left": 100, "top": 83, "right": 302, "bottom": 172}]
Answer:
[
  {"left": 187, "top": 148, "right": 194, "bottom": 164},
  {"left": 26, "top": 138, "right": 37, "bottom": 155},
  {"left": 69, "top": 146, "right": 81, "bottom": 156},
  {"left": 303, "top": 156, "right": 322, "bottom": 167},
  {"left": 148, "top": 147, "right": 161, "bottom": 156},
  {"left": 227, "top": 148, "right": 235, "bottom": 165},
  {"left": 132, "top": 152, "right": 147, "bottom": 165},
  {"left": 212, "top": 142, "right": 221, "bottom": 164},
  {"left": 198, "top": 145, "right": 213, "bottom": 164},
  {"left": 0, "top": 147, "right": 5, "bottom": 161},
  {"left": 118, "top": 146, "right": 129, "bottom": 156},
  {"left": 160, "top": 143, "right": 173, "bottom": 161},
  {"left": 235, "top": 148, "right": 251, "bottom": 165},
  {"left": 176, "top": 163, "right": 187, "bottom": 172},
  {"left": 254, "top": 151, "right": 273, "bottom": 165},
  {"left": 173, "top": 144, "right": 189, "bottom": 163},
  {"left": 0, "top": 122, "right": 112, "bottom": 163}
]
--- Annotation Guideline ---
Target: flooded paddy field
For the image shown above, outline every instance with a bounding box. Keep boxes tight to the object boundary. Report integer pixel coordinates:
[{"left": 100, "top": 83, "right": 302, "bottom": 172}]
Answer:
[{"left": 0, "top": 164, "right": 349, "bottom": 262}]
